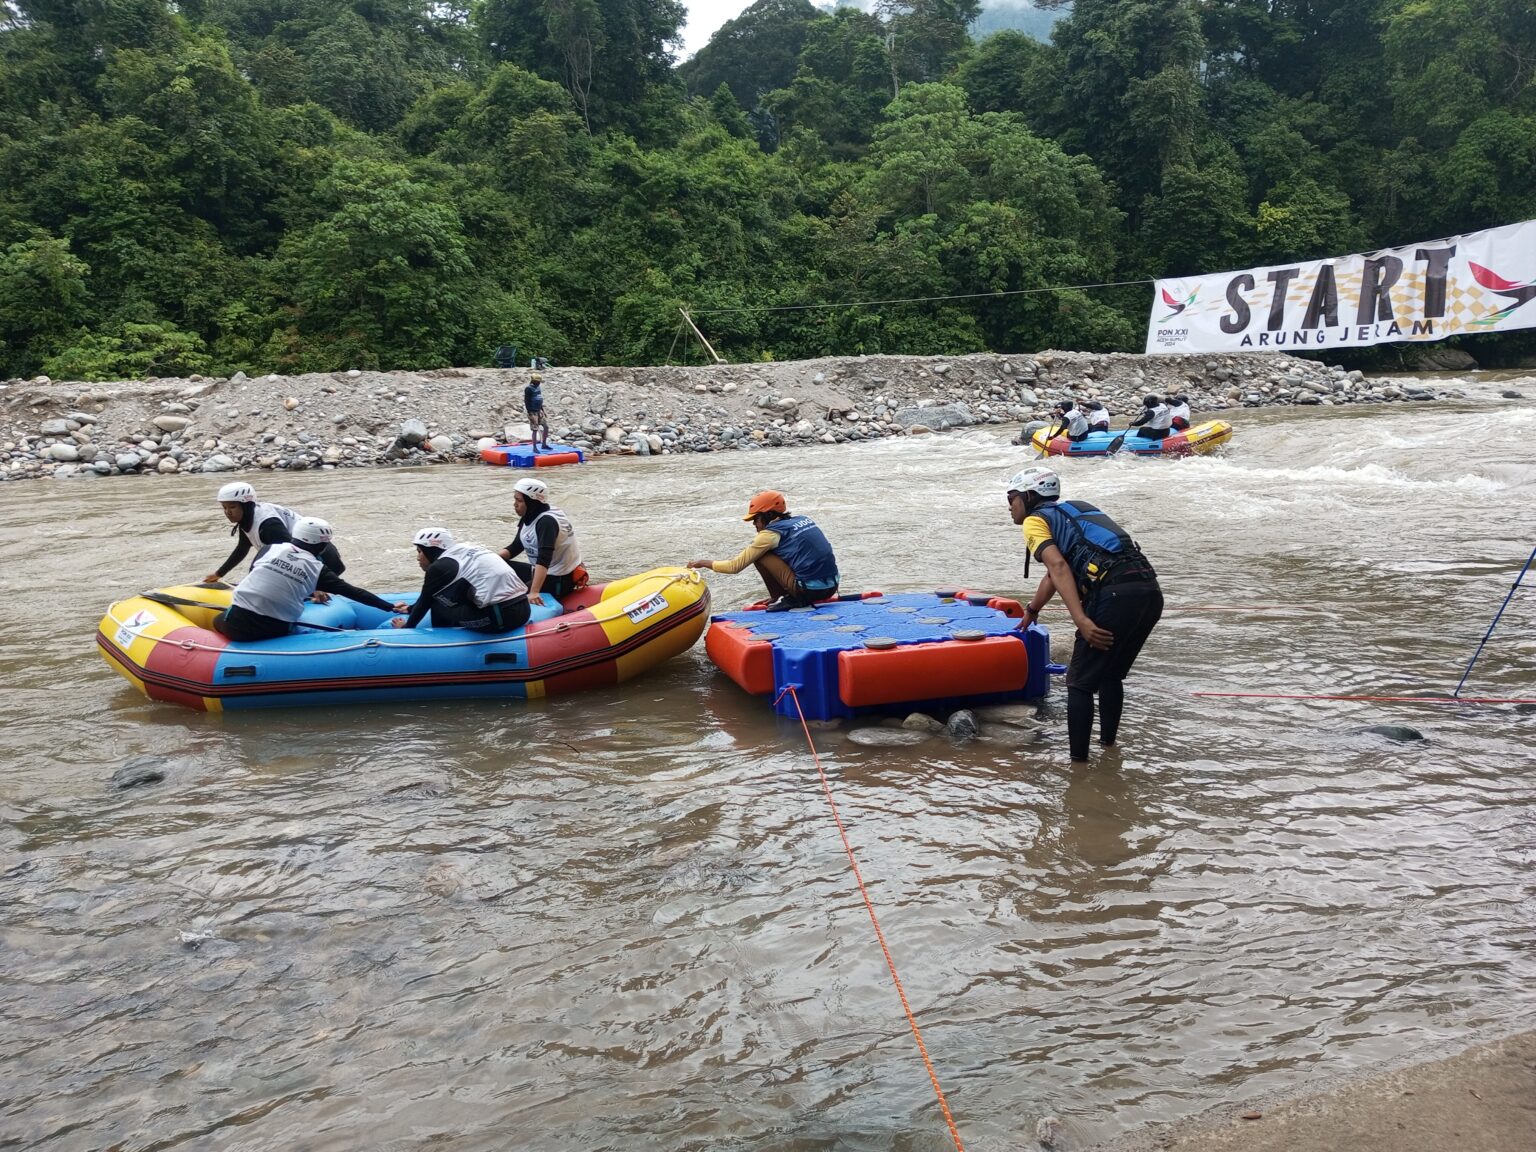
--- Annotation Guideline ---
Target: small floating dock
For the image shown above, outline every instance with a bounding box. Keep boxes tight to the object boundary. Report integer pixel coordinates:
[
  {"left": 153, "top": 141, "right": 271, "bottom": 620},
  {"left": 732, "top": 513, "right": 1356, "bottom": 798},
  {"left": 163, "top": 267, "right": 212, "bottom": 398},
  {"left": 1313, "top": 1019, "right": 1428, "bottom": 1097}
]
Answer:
[
  {"left": 480, "top": 441, "right": 585, "bottom": 467},
  {"left": 705, "top": 590, "right": 1052, "bottom": 721}
]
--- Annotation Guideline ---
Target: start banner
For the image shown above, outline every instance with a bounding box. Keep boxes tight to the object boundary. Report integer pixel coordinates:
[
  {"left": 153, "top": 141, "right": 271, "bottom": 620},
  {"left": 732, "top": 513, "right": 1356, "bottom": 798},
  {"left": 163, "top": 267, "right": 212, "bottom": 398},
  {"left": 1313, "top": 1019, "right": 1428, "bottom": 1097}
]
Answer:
[{"left": 1144, "top": 218, "right": 1536, "bottom": 355}]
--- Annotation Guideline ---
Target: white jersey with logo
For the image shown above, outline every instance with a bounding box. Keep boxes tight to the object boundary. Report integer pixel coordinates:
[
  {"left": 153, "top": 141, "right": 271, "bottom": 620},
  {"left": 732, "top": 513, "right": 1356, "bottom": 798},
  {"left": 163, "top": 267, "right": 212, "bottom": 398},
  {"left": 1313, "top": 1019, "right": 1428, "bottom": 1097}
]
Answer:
[
  {"left": 231, "top": 544, "right": 322, "bottom": 622},
  {"left": 1168, "top": 401, "right": 1191, "bottom": 425},
  {"left": 518, "top": 508, "right": 582, "bottom": 576},
  {"left": 1145, "top": 403, "right": 1172, "bottom": 431},
  {"left": 443, "top": 543, "right": 526, "bottom": 607},
  {"left": 243, "top": 501, "right": 298, "bottom": 550},
  {"left": 1062, "top": 407, "right": 1089, "bottom": 437}
]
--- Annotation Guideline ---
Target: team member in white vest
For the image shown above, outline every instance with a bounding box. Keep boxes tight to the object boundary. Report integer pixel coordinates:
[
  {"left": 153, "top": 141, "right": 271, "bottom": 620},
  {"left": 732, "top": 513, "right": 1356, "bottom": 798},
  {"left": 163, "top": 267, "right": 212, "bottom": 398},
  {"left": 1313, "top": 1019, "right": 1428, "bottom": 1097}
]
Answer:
[
  {"left": 203, "top": 481, "right": 345, "bottom": 584},
  {"left": 1086, "top": 400, "right": 1111, "bottom": 432},
  {"left": 497, "top": 478, "right": 586, "bottom": 605},
  {"left": 394, "top": 528, "right": 532, "bottom": 632},
  {"left": 1167, "top": 394, "right": 1192, "bottom": 430},
  {"left": 1129, "top": 394, "right": 1173, "bottom": 440},
  {"left": 212, "top": 518, "right": 394, "bottom": 641}
]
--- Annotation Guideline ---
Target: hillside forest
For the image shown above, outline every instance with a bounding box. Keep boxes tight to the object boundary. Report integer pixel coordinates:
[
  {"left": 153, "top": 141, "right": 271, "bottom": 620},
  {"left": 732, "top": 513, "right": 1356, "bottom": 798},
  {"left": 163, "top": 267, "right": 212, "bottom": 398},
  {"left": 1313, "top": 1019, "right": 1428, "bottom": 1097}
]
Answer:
[{"left": 1, "top": 0, "right": 1533, "bottom": 379}]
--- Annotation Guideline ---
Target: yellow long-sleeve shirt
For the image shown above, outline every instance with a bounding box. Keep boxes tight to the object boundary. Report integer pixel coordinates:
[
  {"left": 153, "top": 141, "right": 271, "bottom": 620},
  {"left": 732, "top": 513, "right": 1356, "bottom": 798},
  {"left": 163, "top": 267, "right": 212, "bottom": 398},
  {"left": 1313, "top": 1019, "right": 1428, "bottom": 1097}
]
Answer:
[{"left": 709, "top": 529, "right": 781, "bottom": 574}]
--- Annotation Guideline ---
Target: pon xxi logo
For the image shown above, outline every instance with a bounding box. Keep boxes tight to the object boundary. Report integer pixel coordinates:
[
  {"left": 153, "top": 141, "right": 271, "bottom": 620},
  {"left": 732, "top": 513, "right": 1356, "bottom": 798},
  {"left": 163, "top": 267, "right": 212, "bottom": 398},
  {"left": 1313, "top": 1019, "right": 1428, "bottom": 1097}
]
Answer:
[
  {"left": 1469, "top": 261, "right": 1536, "bottom": 326},
  {"left": 1158, "top": 284, "right": 1198, "bottom": 322}
]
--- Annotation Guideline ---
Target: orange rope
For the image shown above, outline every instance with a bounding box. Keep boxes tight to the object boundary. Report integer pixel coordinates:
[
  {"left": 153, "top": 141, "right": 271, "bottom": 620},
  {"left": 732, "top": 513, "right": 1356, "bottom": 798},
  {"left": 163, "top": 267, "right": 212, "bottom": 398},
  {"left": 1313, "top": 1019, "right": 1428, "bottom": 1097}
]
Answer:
[{"left": 779, "top": 685, "right": 966, "bottom": 1152}]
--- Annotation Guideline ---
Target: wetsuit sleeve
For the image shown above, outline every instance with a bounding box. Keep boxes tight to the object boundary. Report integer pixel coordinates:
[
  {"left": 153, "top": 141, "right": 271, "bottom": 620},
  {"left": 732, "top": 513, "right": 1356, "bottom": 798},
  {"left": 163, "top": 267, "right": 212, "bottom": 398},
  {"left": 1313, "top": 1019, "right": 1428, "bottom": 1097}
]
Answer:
[
  {"left": 710, "top": 530, "right": 781, "bottom": 575},
  {"left": 529, "top": 515, "right": 558, "bottom": 567},
  {"left": 1129, "top": 409, "right": 1149, "bottom": 427},
  {"left": 503, "top": 533, "right": 526, "bottom": 560},
  {"left": 403, "top": 557, "right": 459, "bottom": 628},
  {"left": 213, "top": 537, "right": 251, "bottom": 580},
  {"left": 258, "top": 518, "right": 292, "bottom": 545},
  {"left": 316, "top": 567, "right": 397, "bottom": 614},
  {"left": 1022, "top": 515, "right": 1055, "bottom": 561}
]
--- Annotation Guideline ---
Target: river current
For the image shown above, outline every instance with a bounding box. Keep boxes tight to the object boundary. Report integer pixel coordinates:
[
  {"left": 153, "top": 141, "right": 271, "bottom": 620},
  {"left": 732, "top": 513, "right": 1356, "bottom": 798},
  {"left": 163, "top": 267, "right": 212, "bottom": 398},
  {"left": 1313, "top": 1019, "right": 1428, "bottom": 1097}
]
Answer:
[{"left": 2, "top": 389, "right": 1534, "bottom": 1150}]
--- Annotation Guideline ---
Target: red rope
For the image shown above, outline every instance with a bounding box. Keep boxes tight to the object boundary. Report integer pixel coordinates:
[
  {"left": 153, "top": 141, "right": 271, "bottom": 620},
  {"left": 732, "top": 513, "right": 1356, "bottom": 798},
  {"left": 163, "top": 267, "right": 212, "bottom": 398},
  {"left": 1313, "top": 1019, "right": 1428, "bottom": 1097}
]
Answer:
[
  {"left": 778, "top": 685, "right": 966, "bottom": 1152},
  {"left": 1193, "top": 691, "right": 1536, "bottom": 705}
]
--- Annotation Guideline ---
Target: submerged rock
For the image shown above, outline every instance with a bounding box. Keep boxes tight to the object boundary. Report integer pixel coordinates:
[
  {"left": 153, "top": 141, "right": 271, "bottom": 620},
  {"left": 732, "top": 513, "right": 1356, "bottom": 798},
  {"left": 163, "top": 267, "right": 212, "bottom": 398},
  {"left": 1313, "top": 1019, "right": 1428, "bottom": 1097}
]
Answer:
[
  {"left": 111, "top": 757, "right": 166, "bottom": 789},
  {"left": 946, "top": 709, "right": 979, "bottom": 741},
  {"left": 846, "top": 726, "right": 932, "bottom": 747},
  {"left": 1355, "top": 724, "right": 1426, "bottom": 742}
]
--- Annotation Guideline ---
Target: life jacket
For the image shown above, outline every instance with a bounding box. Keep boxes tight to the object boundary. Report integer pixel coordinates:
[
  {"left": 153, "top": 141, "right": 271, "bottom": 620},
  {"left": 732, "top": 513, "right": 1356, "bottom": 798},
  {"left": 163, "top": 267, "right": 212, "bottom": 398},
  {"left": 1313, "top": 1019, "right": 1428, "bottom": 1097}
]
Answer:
[
  {"left": 770, "top": 515, "right": 839, "bottom": 590},
  {"left": 441, "top": 543, "right": 526, "bottom": 607},
  {"left": 524, "top": 384, "right": 544, "bottom": 412},
  {"left": 1143, "top": 403, "right": 1172, "bottom": 432},
  {"left": 239, "top": 501, "right": 297, "bottom": 551},
  {"left": 518, "top": 508, "right": 581, "bottom": 576},
  {"left": 231, "top": 544, "right": 322, "bottom": 623},
  {"left": 1027, "top": 500, "right": 1156, "bottom": 597},
  {"left": 1062, "top": 408, "right": 1089, "bottom": 437},
  {"left": 1087, "top": 408, "right": 1110, "bottom": 430}
]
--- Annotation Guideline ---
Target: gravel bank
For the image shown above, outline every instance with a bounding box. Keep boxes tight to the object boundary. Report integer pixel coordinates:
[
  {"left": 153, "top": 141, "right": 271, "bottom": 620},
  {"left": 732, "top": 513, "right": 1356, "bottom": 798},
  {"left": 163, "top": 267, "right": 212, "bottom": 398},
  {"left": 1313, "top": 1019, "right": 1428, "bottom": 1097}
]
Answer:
[{"left": 2, "top": 350, "right": 1522, "bottom": 483}]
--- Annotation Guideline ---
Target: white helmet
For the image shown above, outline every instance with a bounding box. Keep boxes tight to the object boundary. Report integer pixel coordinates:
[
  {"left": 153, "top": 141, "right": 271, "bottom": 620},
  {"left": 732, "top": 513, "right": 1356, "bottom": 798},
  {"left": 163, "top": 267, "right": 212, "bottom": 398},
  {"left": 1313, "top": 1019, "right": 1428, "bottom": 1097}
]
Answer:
[
  {"left": 1006, "top": 466, "right": 1060, "bottom": 500},
  {"left": 513, "top": 477, "right": 548, "bottom": 502},
  {"left": 412, "top": 526, "right": 455, "bottom": 551},
  {"left": 217, "top": 481, "right": 256, "bottom": 503},
  {"left": 291, "top": 516, "right": 333, "bottom": 545}
]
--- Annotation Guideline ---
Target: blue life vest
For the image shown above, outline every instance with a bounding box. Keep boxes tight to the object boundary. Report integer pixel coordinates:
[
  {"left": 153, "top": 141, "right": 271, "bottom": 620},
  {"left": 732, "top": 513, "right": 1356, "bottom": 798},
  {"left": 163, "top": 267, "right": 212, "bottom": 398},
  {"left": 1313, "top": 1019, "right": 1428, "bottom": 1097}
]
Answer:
[
  {"left": 770, "top": 515, "right": 839, "bottom": 590},
  {"left": 1029, "top": 500, "right": 1155, "bottom": 595}
]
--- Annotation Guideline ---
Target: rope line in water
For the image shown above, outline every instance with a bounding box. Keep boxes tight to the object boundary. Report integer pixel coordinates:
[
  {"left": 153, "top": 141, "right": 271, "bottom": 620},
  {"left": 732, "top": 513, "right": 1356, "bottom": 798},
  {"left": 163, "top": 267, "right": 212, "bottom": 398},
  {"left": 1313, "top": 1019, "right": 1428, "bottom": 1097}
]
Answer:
[
  {"left": 775, "top": 684, "right": 966, "bottom": 1152},
  {"left": 1193, "top": 691, "right": 1536, "bottom": 705}
]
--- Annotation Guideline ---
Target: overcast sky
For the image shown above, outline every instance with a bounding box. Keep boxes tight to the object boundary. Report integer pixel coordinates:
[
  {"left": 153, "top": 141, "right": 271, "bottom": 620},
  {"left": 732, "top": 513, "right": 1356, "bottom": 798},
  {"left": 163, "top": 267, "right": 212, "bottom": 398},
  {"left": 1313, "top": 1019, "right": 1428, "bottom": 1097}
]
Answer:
[{"left": 679, "top": 0, "right": 755, "bottom": 57}]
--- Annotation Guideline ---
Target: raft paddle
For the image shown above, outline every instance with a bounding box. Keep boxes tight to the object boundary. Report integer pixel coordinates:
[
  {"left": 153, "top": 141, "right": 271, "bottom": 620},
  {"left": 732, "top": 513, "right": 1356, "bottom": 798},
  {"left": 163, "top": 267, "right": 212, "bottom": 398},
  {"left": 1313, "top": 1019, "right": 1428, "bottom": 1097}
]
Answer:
[
  {"left": 1036, "top": 421, "right": 1062, "bottom": 459},
  {"left": 1453, "top": 544, "right": 1536, "bottom": 697},
  {"left": 1104, "top": 431, "right": 1128, "bottom": 456},
  {"left": 139, "top": 590, "right": 347, "bottom": 632}
]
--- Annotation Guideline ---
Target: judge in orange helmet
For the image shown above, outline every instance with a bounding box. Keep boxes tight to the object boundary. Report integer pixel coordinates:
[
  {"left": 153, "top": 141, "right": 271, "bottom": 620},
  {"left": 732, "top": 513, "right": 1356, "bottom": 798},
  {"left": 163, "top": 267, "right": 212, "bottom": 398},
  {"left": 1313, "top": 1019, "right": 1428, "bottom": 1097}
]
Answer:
[{"left": 687, "top": 491, "right": 840, "bottom": 612}]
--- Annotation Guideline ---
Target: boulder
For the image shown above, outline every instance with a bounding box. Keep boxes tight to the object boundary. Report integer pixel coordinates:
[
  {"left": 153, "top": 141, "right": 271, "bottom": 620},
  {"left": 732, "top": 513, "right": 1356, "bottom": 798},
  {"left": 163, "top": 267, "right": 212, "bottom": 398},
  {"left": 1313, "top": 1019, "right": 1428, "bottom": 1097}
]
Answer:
[
  {"left": 157, "top": 456, "right": 180, "bottom": 473},
  {"left": 152, "top": 415, "right": 191, "bottom": 432},
  {"left": 426, "top": 434, "right": 454, "bottom": 454},
  {"left": 45, "top": 443, "right": 79, "bottom": 461},
  {"left": 892, "top": 402, "right": 974, "bottom": 429},
  {"left": 399, "top": 418, "right": 429, "bottom": 446},
  {"left": 201, "top": 454, "right": 239, "bottom": 472}
]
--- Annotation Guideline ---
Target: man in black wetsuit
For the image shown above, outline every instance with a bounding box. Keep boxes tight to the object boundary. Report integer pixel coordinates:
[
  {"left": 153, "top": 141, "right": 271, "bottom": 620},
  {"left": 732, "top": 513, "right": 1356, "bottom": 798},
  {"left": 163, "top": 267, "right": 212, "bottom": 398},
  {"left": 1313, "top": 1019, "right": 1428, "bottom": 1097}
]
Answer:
[
  {"left": 212, "top": 518, "right": 394, "bottom": 641},
  {"left": 203, "top": 481, "right": 344, "bottom": 584},
  {"left": 392, "top": 527, "right": 532, "bottom": 632},
  {"left": 1007, "top": 466, "right": 1163, "bottom": 765}
]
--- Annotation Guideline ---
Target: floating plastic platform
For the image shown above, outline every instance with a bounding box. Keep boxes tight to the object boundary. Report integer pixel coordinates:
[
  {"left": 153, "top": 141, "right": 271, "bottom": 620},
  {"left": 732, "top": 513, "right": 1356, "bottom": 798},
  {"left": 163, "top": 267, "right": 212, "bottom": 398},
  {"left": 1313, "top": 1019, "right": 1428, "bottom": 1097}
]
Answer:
[
  {"left": 705, "top": 590, "right": 1052, "bottom": 722},
  {"left": 480, "top": 441, "right": 585, "bottom": 467}
]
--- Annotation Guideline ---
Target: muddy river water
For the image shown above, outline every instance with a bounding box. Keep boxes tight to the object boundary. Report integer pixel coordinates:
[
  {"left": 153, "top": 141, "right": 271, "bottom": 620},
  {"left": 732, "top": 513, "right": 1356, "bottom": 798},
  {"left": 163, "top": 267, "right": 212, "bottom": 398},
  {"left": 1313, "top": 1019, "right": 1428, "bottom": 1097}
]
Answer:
[{"left": 2, "top": 390, "right": 1534, "bottom": 1150}]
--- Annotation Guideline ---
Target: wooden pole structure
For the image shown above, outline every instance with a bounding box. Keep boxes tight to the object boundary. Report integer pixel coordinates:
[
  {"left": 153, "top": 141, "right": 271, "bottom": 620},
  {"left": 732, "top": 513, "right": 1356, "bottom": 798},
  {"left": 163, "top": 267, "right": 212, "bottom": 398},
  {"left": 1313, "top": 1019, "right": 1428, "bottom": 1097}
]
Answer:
[{"left": 679, "top": 307, "right": 724, "bottom": 364}]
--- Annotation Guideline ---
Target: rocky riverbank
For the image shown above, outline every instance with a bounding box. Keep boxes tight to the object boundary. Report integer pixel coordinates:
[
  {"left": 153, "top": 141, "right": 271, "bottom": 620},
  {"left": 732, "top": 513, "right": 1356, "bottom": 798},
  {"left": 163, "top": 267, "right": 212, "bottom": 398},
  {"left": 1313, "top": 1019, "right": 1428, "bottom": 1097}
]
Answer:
[{"left": 0, "top": 350, "right": 1520, "bottom": 483}]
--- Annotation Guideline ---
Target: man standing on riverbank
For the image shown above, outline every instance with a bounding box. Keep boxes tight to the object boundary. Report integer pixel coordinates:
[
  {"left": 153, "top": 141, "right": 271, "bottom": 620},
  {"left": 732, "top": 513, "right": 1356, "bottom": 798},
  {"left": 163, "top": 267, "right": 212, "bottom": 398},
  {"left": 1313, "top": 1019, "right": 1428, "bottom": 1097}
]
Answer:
[{"left": 1007, "top": 467, "right": 1163, "bottom": 764}]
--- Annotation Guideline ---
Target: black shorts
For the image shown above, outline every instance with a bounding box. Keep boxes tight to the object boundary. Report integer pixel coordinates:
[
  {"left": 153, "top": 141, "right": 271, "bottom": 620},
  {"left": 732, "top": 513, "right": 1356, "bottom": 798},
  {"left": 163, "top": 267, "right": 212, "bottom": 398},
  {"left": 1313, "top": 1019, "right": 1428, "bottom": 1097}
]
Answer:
[
  {"left": 1135, "top": 426, "right": 1167, "bottom": 440},
  {"left": 213, "top": 605, "right": 292, "bottom": 641},
  {"left": 1066, "top": 580, "right": 1163, "bottom": 693}
]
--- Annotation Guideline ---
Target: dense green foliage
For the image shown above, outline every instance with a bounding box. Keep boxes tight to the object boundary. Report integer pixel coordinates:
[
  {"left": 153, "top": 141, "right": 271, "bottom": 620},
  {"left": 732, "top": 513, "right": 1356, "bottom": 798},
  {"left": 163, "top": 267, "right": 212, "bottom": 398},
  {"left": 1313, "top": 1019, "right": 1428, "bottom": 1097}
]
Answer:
[{"left": 2, "top": 0, "right": 1533, "bottom": 378}]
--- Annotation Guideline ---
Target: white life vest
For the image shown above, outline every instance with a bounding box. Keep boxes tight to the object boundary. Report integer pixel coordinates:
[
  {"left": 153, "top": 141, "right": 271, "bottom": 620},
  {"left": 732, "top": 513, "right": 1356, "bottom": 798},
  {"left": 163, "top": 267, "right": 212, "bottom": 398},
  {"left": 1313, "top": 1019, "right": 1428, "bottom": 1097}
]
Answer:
[
  {"left": 1168, "top": 401, "right": 1191, "bottom": 424},
  {"left": 443, "top": 543, "right": 526, "bottom": 607},
  {"left": 518, "top": 508, "right": 581, "bottom": 576},
  {"left": 243, "top": 501, "right": 298, "bottom": 551},
  {"left": 1063, "top": 408, "right": 1089, "bottom": 437},
  {"left": 1145, "top": 403, "right": 1172, "bottom": 431},
  {"left": 1088, "top": 407, "right": 1110, "bottom": 430},
  {"left": 231, "top": 544, "right": 322, "bottom": 622}
]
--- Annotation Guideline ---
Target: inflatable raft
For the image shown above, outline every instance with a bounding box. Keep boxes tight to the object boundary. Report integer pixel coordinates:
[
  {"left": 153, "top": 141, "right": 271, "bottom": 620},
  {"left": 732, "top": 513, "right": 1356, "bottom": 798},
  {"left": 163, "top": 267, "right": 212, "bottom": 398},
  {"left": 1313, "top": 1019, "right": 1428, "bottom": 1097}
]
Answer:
[
  {"left": 1030, "top": 419, "right": 1233, "bottom": 457},
  {"left": 480, "top": 441, "right": 585, "bottom": 467},
  {"left": 705, "top": 590, "right": 1052, "bottom": 722},
  {"left": 97, "top": 567, "right": 708, "bottom": 711}
]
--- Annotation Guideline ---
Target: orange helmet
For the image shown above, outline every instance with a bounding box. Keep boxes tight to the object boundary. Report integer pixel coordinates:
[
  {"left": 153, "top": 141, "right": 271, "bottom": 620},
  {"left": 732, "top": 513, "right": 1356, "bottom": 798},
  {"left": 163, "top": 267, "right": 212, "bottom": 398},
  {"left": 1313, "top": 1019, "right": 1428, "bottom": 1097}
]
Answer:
[{"left": 743, "top": 490, "right": 787, "bottom": 521}]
